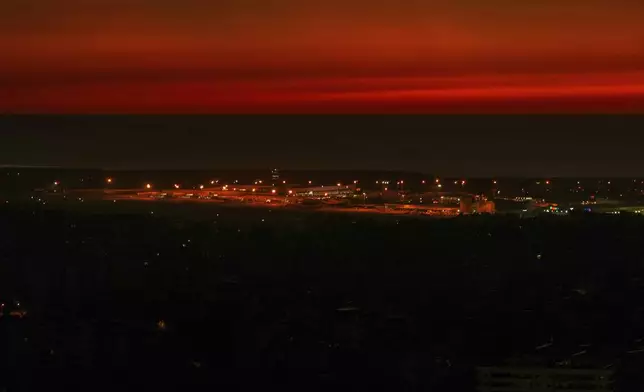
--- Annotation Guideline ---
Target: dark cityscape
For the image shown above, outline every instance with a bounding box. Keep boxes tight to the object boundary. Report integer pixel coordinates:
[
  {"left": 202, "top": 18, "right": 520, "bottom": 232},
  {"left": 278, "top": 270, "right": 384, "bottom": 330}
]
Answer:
[{"left": 1, "top": 113, "right": 644, "bottom": 391}]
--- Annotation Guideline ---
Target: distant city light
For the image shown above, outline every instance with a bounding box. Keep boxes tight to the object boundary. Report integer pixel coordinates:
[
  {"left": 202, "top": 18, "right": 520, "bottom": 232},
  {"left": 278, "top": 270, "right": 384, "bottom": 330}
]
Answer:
[
  {"left": 438, "top": 184, "right": 443, "bottom": 188},
  {"left": 199, "top": 185, "right": 204, "bottom": 190},
  {"left": 422, "top": 180, "right": 426, "bottom": 184},
  {"left": 174, "top": 184, "right": 180, "bottom": 189},
  {"left": 146, "top": 183, "right": 152, "bottom": 189},
  {"left": 106, "top": 178, "right": 113, "bottom": 184},
  {"left": 288, "top": 190, "right": 293, "bottom": 195},
  {"left": 337, "top": 183, "right": 341, "bottom": 187},
  {"left": 53, "top": 181, "right": 59, "bottom": 186},
  {"left": 283, "top": 180, "right": 286, "bottom": 184},
  {"left": 309, "top": 180, "right": 312, "bottom": 184},
  {"left": 271, "top": 189, "right": 276, "bottom": 194}
]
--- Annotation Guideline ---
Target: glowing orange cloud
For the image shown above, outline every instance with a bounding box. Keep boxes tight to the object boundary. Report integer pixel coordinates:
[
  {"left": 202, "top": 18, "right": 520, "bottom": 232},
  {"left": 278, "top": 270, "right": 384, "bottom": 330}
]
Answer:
[{"left": 2, "top": 0, "right": 643, "bottom": 112}]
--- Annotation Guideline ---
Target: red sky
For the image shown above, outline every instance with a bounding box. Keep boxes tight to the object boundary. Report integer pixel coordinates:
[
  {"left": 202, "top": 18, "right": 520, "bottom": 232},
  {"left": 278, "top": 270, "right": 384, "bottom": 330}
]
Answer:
[{"left": 2, "top": 0, "right": 644, "bottom": 113}]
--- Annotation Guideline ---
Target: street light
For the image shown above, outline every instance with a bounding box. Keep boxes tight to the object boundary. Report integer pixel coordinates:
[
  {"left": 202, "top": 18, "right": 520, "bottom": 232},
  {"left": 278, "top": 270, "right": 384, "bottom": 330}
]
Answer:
[
  {"left": 146, "top": 184, "right": 152, "bottom": 189},
  {"left": 106, "top": 178, "right": 113, "bottom": 184}
]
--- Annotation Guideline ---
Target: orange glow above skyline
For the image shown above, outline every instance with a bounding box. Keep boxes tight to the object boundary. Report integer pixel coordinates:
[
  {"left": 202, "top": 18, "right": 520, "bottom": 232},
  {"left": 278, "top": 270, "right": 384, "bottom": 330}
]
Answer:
[{"left": 2, "top": 0, "right": 644, "bottom": 113}]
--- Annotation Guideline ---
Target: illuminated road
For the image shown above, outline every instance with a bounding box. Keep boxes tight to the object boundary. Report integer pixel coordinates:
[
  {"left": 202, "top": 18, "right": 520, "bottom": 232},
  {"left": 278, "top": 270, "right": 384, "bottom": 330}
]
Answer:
[{"left": 102, "top": 192, "right": 459, "bottom": 217}]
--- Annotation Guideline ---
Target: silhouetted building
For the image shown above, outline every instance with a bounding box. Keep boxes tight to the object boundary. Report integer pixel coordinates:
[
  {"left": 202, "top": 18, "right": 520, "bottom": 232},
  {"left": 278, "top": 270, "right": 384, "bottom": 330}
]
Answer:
[{"left": 477, "top": 367, "right": 613, "bottom": 392}]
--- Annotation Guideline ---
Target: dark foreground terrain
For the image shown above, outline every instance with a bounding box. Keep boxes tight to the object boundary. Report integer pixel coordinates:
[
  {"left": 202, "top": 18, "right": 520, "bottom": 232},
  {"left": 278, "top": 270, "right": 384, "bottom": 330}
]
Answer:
[{"left": 2, "top": 201, "right": 644, "bottom": 391}]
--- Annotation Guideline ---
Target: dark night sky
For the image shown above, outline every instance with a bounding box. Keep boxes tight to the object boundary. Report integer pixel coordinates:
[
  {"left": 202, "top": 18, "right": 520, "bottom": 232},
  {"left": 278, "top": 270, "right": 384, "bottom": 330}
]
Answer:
[
  {"left": 2, "top": 115, "right": 644, "bottom": 177},
  {"left": 2, "top": 0, "right": 644, "bottom": 113}
]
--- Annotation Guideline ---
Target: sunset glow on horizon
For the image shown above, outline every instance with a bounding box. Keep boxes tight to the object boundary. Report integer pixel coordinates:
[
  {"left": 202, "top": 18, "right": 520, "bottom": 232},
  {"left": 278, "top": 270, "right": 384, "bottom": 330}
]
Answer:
[{"left": 3, "top": 0, "right": 644, "bottom": 113}]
